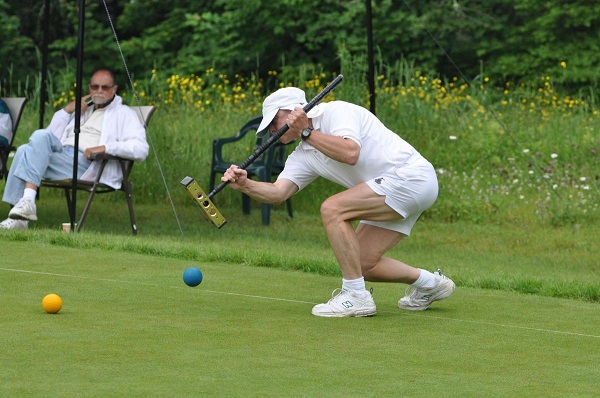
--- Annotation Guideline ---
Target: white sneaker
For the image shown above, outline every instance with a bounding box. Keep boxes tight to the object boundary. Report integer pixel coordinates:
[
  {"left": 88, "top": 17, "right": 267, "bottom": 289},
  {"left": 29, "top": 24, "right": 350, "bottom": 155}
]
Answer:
[
  {"left": 0, "top": 218, "right": 29, "bottom": 229},
  {"left": 398, "top": 269, "right": 455, "bottom": 311},
  {"left": 312, "top": 288, "right": 377, "bottom": 318},
  {"left": 8, "top": 198, "right": 37, "bottom": 221}
]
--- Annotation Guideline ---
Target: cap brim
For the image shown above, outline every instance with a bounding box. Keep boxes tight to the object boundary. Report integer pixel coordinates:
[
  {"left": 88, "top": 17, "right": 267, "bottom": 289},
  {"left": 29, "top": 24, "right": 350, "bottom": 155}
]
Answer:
[{"left": 256, "top": 109, "right": 278, "bottom": 137}]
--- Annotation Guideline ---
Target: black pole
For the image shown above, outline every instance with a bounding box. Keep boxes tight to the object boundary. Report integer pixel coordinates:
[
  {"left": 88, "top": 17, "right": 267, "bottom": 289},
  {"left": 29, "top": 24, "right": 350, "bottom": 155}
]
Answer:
[
  {"left": 70, "top": 0, "right": 85, "bottom": 231},
  {"left": 366, "top": 0, "right": 376, "bottom": 115},
  {"left": 39, "top": 0, "right": 50, "bottom": 129}
]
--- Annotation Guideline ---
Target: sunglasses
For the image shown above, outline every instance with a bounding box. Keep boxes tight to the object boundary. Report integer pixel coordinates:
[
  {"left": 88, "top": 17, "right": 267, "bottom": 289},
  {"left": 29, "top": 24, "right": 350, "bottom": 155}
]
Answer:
[{"left": 89, "top": 84, "right": 115, "bottom": 91}]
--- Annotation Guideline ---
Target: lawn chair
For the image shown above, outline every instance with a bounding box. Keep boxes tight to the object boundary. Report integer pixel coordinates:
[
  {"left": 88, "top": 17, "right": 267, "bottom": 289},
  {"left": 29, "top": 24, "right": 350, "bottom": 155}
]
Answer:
[
  {"left": 0, "top": 97, "right": 28, "bottom": 181},
  {"left": 209, "top": 115, "right": 293, "bottom": 226},
  {"left": 40, "top": 105, "right": 156, "bottom": 235}
]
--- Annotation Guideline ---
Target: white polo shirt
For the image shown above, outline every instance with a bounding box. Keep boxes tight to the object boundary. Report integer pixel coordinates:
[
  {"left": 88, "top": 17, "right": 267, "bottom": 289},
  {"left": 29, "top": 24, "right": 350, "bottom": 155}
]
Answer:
[{"left": 278, "top": 101, "right": 427, "bottom": 191}]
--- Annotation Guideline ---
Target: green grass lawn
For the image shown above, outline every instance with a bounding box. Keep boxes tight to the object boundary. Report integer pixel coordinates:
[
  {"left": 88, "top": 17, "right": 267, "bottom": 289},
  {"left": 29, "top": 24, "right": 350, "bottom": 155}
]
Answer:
[{"left": 1, "top": 229, "right": 599, "bottom": 396}]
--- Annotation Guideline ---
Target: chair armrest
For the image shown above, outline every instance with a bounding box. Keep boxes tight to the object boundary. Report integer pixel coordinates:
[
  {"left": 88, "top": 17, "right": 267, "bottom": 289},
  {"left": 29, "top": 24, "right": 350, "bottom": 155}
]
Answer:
[{"left": 89, "top": 153, "right": 131, "bottom": 162}]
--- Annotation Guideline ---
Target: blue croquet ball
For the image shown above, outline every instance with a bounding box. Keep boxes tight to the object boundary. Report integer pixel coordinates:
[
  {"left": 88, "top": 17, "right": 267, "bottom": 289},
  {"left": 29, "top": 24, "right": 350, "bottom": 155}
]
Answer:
[{"left": 183, "top": 267, "right": 203, "bottom": 287}]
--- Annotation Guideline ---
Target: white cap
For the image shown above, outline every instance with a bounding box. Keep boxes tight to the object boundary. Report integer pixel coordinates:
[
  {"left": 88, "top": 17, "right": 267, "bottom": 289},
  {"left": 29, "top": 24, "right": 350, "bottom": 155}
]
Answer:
[
  {"left": 255, "top": 87, "right": 326, "bottom": 137},
  {"left": 257, "top": 87, "right": 307, "bottom": 135}
]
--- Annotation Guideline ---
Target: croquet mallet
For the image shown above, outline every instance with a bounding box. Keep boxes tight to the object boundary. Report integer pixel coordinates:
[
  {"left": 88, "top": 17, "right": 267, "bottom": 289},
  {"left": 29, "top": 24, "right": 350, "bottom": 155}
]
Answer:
[{"left": 180, "top": 74, "right": 344, "bottom": 228}]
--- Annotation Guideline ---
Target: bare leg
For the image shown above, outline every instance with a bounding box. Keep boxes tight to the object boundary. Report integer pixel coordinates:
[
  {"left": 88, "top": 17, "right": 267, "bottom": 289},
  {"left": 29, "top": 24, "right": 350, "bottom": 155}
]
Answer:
[
  {"left": 25, "top": 182, "right": 38, "bottom": 191},
  {"left": 356, "top": 223, "right": 420, "bottom": 283},
  {"left": 320, "top": 183, "right": 420, "bottom": 283}
]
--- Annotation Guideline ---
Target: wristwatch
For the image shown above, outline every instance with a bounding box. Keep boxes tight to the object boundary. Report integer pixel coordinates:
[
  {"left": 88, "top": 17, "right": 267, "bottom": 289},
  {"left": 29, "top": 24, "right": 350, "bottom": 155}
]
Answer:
[{"left": 301, "top": 127, "right": 313, "bottom": 141}]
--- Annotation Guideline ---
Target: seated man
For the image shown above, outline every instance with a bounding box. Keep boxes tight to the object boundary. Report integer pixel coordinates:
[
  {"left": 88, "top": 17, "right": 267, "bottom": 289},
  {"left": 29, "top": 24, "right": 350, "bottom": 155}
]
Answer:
[
  {"left": 0, "top": 67, "right": 149, "bottom": 229},
  {"left": 0, "top": 98, "right": 12, "bottom": 148}
]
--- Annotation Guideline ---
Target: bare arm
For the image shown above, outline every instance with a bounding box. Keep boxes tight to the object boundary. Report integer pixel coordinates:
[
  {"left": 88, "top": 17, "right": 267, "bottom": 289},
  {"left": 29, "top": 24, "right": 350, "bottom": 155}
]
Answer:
[
  {"left": 287, "top": 107, "right": 360, "bottom": 165},
  {"left": 302, "top": 130, "right": 360, "bottom": 165},
  {"left": 221, "top": 165, "right": 298, "bottom": 205}
]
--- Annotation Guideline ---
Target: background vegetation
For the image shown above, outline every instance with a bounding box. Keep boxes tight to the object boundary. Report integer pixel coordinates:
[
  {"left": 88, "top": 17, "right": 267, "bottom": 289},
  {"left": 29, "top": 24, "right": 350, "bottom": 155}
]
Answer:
[
  {"left": 1, "top": 0, "right": 599, "bottom": 95},
  {"left": 1, "top": 1, "right": 598, "bottom": 235},
  {"left": 10, "top": 55, "right": 599, "bottom": 230}
]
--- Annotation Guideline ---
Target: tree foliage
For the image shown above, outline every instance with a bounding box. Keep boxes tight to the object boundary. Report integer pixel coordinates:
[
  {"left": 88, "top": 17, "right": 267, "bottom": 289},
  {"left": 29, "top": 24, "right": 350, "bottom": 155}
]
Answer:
[{"left": 1, "top": 0, "right": 598, "bottom": 95}]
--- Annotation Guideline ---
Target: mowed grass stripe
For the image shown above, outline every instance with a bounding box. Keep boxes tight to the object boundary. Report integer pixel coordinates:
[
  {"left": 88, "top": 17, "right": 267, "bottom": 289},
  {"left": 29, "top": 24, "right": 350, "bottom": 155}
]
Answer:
[
  {"left": 1, "top": 241, "right": 599, "bottom": 397},
  {"left": 2, "top": 264, "right": 599, "bottom": 340}
]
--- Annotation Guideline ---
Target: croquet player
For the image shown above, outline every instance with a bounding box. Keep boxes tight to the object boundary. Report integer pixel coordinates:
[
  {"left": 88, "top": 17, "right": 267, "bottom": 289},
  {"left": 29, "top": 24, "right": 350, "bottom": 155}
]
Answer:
[
  {"left": 221, "top": 86, "right": 455, "bottom": 317},
  {"left": 0, "top": 67, "right": 149, "bottom": 229}
]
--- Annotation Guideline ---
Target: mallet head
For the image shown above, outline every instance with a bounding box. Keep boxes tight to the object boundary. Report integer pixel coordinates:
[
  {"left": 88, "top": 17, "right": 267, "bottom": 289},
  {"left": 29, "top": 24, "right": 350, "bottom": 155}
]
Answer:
[{"left": 180, "top": 176, "right": 227, "bottom": 228}]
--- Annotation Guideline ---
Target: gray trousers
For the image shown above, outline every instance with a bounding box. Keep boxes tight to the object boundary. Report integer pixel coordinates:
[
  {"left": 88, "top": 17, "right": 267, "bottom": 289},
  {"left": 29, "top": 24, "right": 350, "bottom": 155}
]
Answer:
[{"left": 2, "top": 129, "right": 91, "bottom": 205}]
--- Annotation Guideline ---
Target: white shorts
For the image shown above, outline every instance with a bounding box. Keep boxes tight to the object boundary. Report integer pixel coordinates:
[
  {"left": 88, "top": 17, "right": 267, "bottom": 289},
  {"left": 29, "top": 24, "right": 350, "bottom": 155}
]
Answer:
[{"left": 363, "top": 160, "right": 438, "bottom": 235}]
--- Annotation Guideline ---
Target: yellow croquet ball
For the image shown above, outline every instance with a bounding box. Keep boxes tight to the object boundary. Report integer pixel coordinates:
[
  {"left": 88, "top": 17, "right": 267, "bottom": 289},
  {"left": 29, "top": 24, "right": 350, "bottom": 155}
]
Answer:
[{"left": 42, "top": 293, "right": 63, "bottom": 314}]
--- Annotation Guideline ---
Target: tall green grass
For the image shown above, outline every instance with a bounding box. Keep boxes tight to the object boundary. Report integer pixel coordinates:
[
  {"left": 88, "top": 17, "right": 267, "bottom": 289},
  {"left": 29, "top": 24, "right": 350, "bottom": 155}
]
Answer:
[{"left": 6, "top": 58, "right": 599, "bottom": 228}]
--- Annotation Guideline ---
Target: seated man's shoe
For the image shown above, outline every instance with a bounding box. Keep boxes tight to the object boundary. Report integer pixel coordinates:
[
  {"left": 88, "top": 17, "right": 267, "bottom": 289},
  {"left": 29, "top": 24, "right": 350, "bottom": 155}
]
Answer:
[
  {"left": 0, "top": 218, "right": 29, "bottom": 229},
  {"left": 8, "top": 198, "right": 37, "bottom": 221}
]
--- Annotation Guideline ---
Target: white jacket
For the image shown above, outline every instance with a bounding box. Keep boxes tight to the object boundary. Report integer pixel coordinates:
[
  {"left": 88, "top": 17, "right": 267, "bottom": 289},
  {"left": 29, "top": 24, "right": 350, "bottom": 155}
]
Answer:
[{"left": 47, "top": 95, "right": 149, "bottom": 189}]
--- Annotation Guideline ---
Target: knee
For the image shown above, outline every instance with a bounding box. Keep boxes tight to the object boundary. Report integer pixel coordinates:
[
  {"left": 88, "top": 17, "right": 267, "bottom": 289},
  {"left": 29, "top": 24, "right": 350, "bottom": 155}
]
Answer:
[
  {"left": 320, "top": 197, "right": 341, "bottom": 226},
  {"left": 28, "top": 129, "right": 52, "bottom": 144}
]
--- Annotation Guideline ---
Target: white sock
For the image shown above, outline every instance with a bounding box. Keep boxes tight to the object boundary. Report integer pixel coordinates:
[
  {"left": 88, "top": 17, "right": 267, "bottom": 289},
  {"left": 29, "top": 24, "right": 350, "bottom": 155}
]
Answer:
[
  {"left": 22, "top": 188, "right": 37, "bottom": 203},
  {"left": 411, "top": 269, "right": 438, "bottom": 289},
  {"left": 342, "top": 277, "right": 369, "bottom": 297}
]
